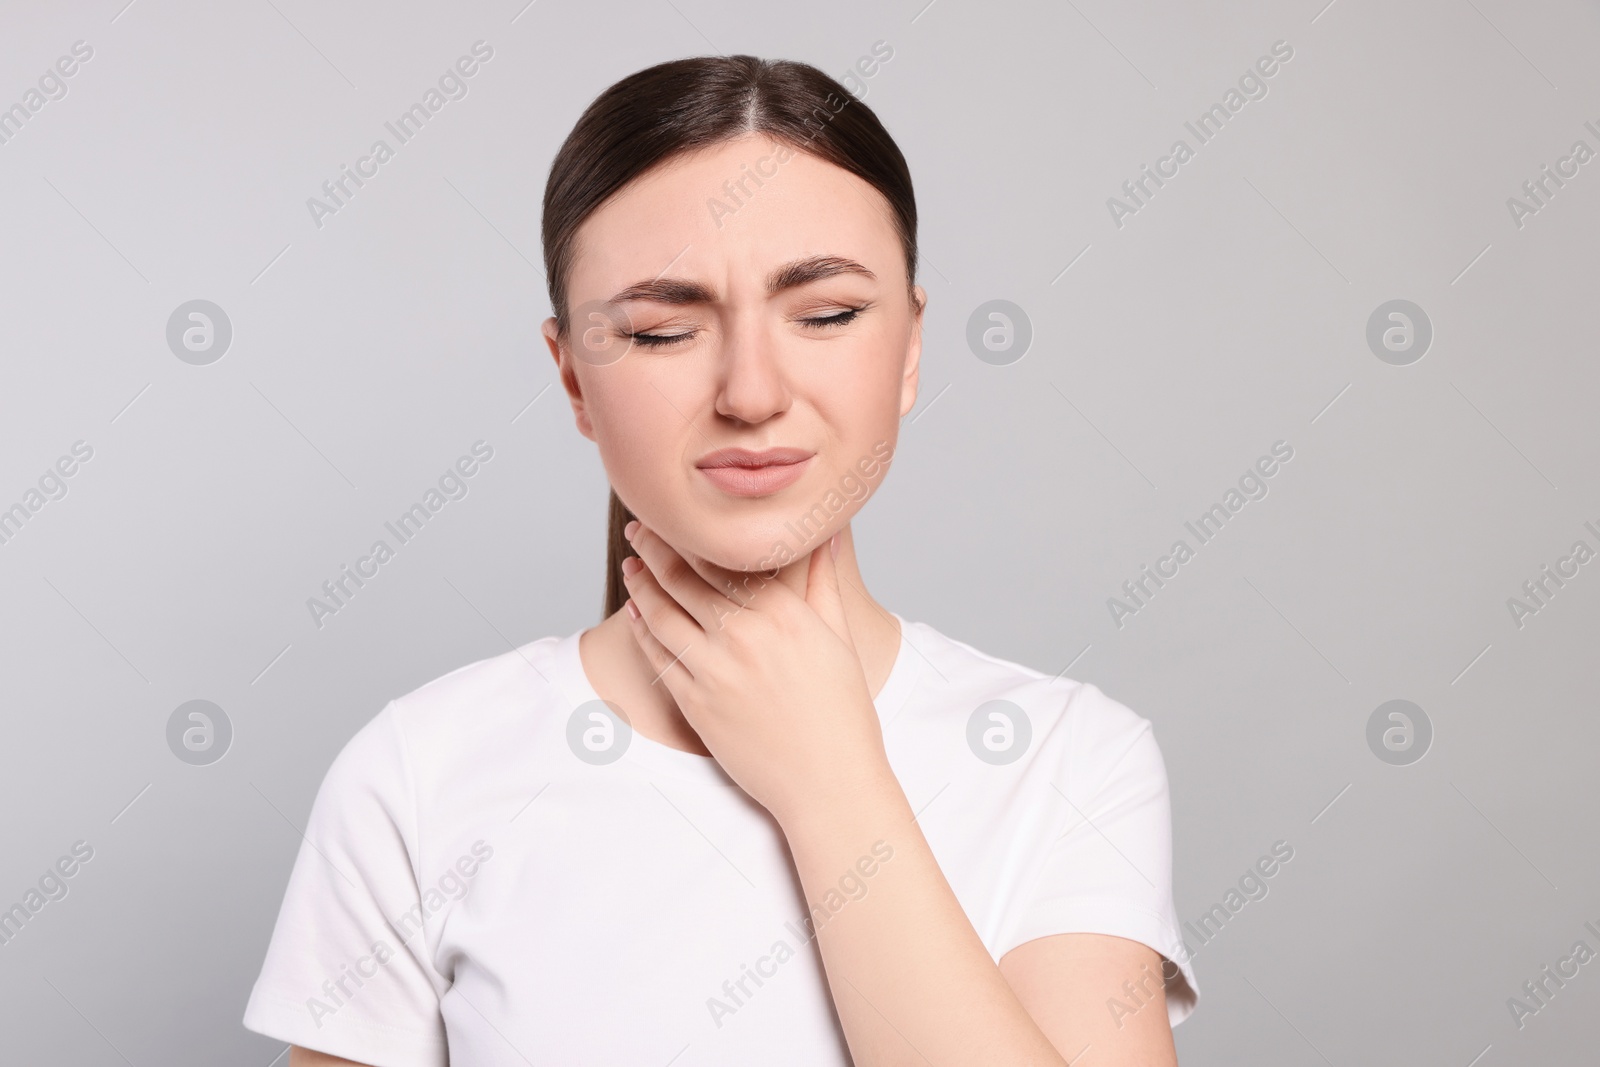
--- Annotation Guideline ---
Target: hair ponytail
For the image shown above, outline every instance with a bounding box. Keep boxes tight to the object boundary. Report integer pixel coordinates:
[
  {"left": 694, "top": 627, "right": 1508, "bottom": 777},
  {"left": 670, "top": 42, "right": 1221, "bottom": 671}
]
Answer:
[{"left": 602, "top": 489, "right": 637, "bottom": 620}]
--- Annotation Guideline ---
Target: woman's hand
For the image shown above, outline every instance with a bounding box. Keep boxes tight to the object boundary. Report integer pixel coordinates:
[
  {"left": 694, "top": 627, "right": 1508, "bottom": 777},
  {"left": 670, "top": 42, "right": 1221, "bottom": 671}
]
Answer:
[{"left": 619, "top": 520, "right": 893, "bottom": 826}]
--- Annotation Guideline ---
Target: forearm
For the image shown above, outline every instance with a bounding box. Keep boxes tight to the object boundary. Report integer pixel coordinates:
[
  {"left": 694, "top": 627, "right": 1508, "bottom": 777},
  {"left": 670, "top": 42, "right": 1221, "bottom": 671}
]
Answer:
[{"left": 779, "top": 772, "right": 1068, "bottom": 1067}]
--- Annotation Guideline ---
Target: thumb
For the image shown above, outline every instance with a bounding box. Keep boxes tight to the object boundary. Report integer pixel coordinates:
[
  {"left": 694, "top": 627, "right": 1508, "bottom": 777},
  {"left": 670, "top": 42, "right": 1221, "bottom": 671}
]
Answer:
[{"left": 805, "top": 532, "right": 854, "bottom": 649}]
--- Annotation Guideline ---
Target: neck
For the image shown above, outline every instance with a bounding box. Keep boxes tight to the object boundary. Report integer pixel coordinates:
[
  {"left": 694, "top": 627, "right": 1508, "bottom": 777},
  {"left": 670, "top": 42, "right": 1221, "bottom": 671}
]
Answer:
[{"left": 581, "top": 523, "right": 901, "bottom": 756}]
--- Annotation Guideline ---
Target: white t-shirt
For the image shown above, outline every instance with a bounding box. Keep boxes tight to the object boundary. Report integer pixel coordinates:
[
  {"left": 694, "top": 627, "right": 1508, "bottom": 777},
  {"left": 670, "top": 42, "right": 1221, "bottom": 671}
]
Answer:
[{"left": 243, "top": 612, "right": 1199, "bottom": 1065}]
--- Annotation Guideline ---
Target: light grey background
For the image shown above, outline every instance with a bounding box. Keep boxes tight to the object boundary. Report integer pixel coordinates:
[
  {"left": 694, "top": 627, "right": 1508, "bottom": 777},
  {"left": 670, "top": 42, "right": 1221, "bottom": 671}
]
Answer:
[{"left": 2, "top": 0, "right": 1596, "bottom": 1063}]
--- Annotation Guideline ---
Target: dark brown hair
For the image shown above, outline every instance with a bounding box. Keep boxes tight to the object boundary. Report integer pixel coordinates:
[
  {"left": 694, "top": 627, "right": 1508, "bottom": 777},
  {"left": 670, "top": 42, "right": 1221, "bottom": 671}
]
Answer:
[{"left": 541, "top": 54, "right": 919, "bottom": 620}]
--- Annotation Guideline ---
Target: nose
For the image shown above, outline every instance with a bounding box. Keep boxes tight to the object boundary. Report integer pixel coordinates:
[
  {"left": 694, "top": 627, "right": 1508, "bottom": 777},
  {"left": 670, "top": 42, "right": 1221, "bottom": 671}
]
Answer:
[{"left": 713, "top": 312, "right": 790, "bottom": 425}]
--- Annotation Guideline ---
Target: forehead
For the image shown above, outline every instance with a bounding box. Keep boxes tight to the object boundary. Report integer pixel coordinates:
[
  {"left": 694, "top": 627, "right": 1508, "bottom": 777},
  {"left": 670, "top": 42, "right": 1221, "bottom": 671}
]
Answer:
[{"left": 566, "top": 133, "right": 904, "bottom": 297}]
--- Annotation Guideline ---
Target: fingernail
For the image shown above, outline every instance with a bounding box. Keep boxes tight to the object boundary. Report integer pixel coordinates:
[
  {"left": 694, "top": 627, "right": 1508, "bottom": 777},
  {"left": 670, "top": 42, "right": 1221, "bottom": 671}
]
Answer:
[
  {"left": 830, "top": 532, "right": 840, "bottom": 560},
  {"left": 625, "top": 598, "right": 640, "bottom": 620},
  {"left": 622, "top": 556, "right": 642, "bottom": 577},
  {"left": 624, "top": 520, "right": 640, "bottom": 540}
]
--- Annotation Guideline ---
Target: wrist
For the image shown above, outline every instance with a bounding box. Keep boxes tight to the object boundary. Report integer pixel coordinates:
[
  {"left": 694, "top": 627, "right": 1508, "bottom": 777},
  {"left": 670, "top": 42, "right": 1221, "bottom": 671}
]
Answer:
[{"left": 775, "top": 760, "right": 908, "bottom": 839}]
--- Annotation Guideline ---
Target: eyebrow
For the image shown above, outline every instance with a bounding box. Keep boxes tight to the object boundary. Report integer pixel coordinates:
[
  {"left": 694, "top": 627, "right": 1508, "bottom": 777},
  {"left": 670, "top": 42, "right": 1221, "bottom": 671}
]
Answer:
[{"left": 605, "top": 254, "right": 876, "bottom": 307}]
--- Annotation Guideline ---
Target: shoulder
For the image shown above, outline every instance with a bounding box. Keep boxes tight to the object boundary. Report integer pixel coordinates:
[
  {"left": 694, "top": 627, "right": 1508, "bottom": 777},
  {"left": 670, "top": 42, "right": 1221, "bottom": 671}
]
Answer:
[
  {"left": 904, "top": 617, "right": 1160, "bottom": 779},
  {"left": 388, "top": 635, "right": 564, "bottom": 734},
  {"left": 907, "top": 618, "right": 1149, "bottom": 722},
  {"left": 324, "top": 634, "right": 568, "bottom": 796},
  {"left": 902, "top": 617, "right": 1062, "bottom": 715}
]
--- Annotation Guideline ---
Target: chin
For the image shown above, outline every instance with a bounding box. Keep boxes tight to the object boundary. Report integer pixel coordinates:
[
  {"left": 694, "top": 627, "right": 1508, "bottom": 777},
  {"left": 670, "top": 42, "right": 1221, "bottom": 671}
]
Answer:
[
  {"left": 692, "top": 539, "right": 794, "bottom": 576},
  {"left": 684, "top": 524, "right": 823, "bottom": 576}
]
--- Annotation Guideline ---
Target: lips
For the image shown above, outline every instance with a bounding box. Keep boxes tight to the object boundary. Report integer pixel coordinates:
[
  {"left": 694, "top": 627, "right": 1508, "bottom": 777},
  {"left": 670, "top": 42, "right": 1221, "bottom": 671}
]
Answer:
[
  {"left": 695, "top": 447, "right": 814, "bottom": 497},
  {"left": 695, "top": 447, "right": 815, "bottom": 469}
]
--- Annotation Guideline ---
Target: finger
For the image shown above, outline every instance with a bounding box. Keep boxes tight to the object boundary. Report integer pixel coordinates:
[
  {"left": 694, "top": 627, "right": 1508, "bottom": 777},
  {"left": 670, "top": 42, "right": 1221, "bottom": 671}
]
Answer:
[
  {"left": 620, "top": 555, "right": 701, "bottom": 679},
  {"left": 805, "top": 533, "right": 854, "bottom": 648},
  {"left": 623, "top": 596, "right": 695, "bottom": 691},
  {"left": 625, "top": 520, "right": 727, "bottom": 631}
]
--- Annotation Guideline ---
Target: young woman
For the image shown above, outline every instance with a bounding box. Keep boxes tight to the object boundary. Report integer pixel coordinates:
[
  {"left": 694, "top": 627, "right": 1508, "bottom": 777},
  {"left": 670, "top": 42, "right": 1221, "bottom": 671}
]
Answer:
[{"left": 244, "top": 55, "right": 1198, "bottom": 1066}]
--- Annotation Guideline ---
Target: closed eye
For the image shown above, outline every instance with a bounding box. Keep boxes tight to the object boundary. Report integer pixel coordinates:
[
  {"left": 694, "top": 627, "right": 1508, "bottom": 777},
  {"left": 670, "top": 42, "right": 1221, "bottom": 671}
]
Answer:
[
  {"left": 623, "top": 305, "right": 869, "bottom": 349},
  {"left": 799, "top": 306, "right": 865, "bottom": 329},
  {"left": 625, "top": 330, "right": 694, "bottom": 349}
]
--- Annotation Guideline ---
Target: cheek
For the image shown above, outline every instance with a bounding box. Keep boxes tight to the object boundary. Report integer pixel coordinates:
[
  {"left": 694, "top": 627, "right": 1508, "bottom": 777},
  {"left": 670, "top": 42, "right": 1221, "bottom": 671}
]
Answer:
[
  {"left": 819, "top": 330, "right": 905, "bottom": 425},
  {"left": 586, "top": 372, "right": 689, "bottom": 481}
]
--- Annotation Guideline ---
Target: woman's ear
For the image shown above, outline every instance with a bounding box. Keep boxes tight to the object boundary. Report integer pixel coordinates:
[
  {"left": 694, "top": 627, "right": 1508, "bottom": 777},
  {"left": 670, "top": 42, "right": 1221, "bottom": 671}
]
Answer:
[
  {"left": 900, "top": 285, "right": 926, "bottom": 418},
  {"left": 542, "top": 315, "right": 596, "bottom": 441},
  {"left": 540, "top": 315, "right": 563, "bottom": 369}
]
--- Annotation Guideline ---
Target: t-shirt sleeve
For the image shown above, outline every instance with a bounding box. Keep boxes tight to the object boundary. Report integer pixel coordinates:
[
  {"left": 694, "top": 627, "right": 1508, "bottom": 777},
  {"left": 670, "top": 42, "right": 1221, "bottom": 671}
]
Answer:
[
  {"left": 242, "top": 701, "right": 450, "bottom": 1066},
  {"left": 997, "top": 682, "right": 1200, "bottom": 1028}
]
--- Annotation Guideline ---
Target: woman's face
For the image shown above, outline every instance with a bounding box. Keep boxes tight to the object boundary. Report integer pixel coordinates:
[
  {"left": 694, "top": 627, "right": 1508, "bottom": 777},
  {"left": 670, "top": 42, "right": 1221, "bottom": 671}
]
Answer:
[{"left": 543, "top": 132, "right": 924, "bottom": 573}]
